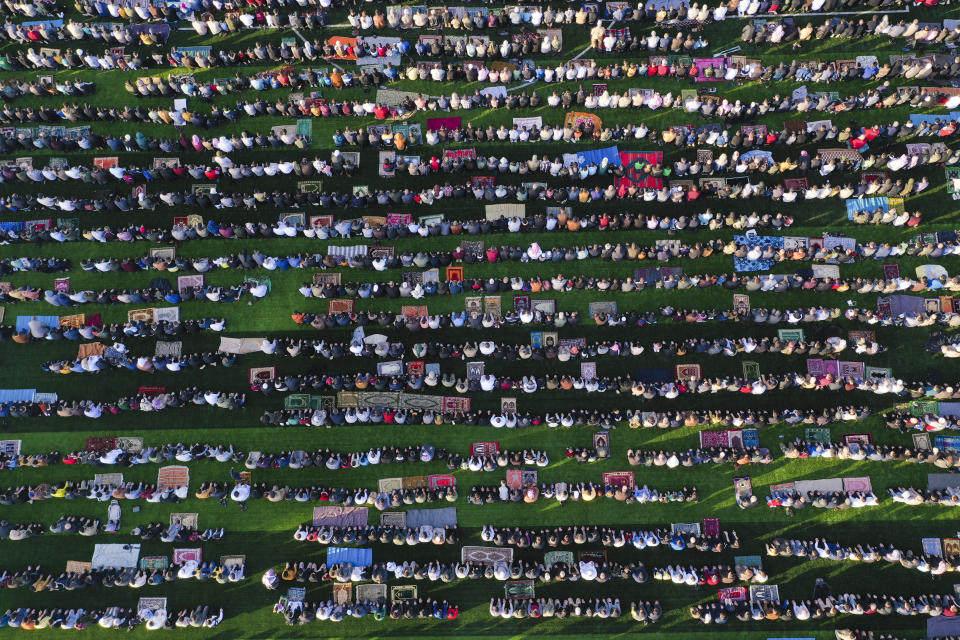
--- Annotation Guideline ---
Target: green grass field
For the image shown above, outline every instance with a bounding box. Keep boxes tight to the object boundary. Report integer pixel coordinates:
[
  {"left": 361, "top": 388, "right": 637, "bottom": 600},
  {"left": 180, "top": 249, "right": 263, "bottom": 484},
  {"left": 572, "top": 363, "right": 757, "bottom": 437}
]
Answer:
[{"left": 1, "top": 0, "right": 960, "bottom": 638}]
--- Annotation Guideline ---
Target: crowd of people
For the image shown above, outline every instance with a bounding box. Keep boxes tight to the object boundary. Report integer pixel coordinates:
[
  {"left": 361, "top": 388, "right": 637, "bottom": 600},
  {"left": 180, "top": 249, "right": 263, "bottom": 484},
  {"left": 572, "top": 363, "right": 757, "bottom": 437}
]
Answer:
[
  {"left": 481, "top": 524, "right": 740, "bottom": 551},
  {"left": 467, "top": 481, "right": 698, "bottom": 505},
  {"left": 0, "top": 0, "right": 957, "bottom": 630},
  {"left": 627, "top": 446, "right": 773, "bottom": 467},
  {"left": 1, "top": 558, "right": 241, "bottom": 592},
  {"left": 1, "top": 318, "right": 226, "bottom": 344},
  {"left": 0, "top": 605, "right": 223, "bottom": 629}
]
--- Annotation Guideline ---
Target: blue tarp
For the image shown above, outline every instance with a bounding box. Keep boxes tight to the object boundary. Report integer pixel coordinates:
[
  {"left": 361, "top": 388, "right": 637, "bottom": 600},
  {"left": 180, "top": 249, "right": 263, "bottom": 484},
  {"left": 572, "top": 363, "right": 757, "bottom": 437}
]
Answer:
[
  {"left": 562, "top": 146, "right": 621, "bottom": 169},
  {"left": 16, "top": 316, "right": 59, "bottom": 332},
  {"left": 845, "top": 197, "right": 888, "bottom": 220},
  {"left": 327, "top": 547, "right": 372, "bottom": 567},
  {"left": 22, "top": 19, "right": 63, "bottom": 27},
  {"left": 734, "top": 257, "right": 775, "bottom": 272},
  {"left": 0, "top": 389, "right": 37, "bottom": 403},
  {"left": 909, "top": 114, "right": 942, "bottom": 126},
  {"left": 734, "top": 234, "right": 784, "bottom": 249},
  {"left": 740, "top": 150, "right": 774, "bottom": 163},
  {"left": 939, "top": 402, "right": 960, "bottom": 417}
]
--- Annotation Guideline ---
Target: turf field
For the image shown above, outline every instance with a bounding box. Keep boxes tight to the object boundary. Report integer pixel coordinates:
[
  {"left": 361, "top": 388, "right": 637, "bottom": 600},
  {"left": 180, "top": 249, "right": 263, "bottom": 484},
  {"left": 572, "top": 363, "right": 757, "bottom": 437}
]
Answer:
[{"left": 1, "top": 0, "right": 960, "bottom": 638}]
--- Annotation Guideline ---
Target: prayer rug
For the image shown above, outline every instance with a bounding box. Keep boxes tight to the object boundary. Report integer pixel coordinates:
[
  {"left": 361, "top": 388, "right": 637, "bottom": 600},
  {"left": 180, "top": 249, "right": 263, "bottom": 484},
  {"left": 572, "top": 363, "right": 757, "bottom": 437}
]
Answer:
[
  {"left": 769, "top": 482, "right": 796, "bottom": 496},
  {"left": 602, "top": 471, "right": 635, "bottom": 489},
  {"left": 505, "top": 580, "right": 535, "bottom": 599},
  {"left": 356, "top": 584, "right": 387, "bottom": 603},
  {"left": 914, "top": 434, "right": 932, "bottom": 451},
  {"left": 59, "top": 314, "right": 85, "bottom": 328},
  {"left": 333, "top": 583, "right": 352, "bottom": 604},
  {"left": 117, "top": 437, "right": 143, "bottom": 453},
  {"left": 86, "top": 437, "right": 116, "bottom": 453},
  {"left": 391, "top": 585, "right": 418, "bottom": 601},
  {"left": 842, "top": 477, "right": 873, "bottom": 493},
  {"left": 401, "top": 305, "right": 429, "bottom": 318},
  {"left": 94, "top": 473, "right": 124, "bottom": 488},
  {"left": 671, "top": 523, "right": 701, "bottom": 536},
  {"left": 399, "top": 394, "right": 443, "bottom": 411},
  {"left": 138, "top": 386, "right": 166, "bottom": 395},
  {"left": 675, "top": 363, "right": 702, "bottom": 379},
  {"left": 544, "top": 551, "right": 574, "bottom": 569},
  {"left": 77, "top": 342, "right": 105, "bottom": 359},
  {"left": 379, "top": 512, "right": 406, "bottom": 528},
  {"left": 428, "top": 474, "right": 455, "bottom": 489},
  {"left": 285, "top": 394, "right": 310, "bottom": 410},
  {"left": 579, "top": 550, "right": 606, "bottom": 563},
  {"left": 154, "top": 341, "right": 182, "bottom": 358},
  {"left": 173, "top": 548, "right": 201, "bottom": 564},
  {"left": 137, "top": 598, "right": 166, "bottom": 613},
  {"left": 377, "top": 477, "right": 403, "bottom": 493},
  {"left": 402, "top": 475, "right": 428, "bottom": 489},
  {"left": 441, "top": 396, "right": 472, "bottom": 413},
  {"left": 718, "top": 587, "right": 748, "bottom": 602},
  {"left": 749, "top": 584, "right": 780, "bottom": 603},
  {"left": 66, "top": 560, "right": 91, "bottom": 573},
  {"left": 218, "top": 337, "right": 266, "bottom": 354},
  {"left": 157, "top": 466, "right": 189, "bottom": 490},
  {"left": 735, "top": 555, "right": 762, "bottom": 568},
  {"left": 805, "top": 428, "right": 832, "bottom": 445},
  {"left": 312, "top": 506, "right": 368, "bottom": 527},
  {"left": 471, "top": 442, "right": 499, "bottom": 456},
  {"left": 702, "top": 518, "right": 720, "bottom": 537},
  {"left": 924, "top": 538, "right": 944, "bottom": 557},
  {"left": 139, "top": 556, "right": 168, "bottom": 570},
  {"left": 461, "top": 546, "right": 513, "bottom": 565},
  {"left": 734, "top": 477, "right": 753, "bottom": 500},
  {"left": 92, "top": 543, "right": 141, "bottom": 569},
  {"left": 170, "top": 513, "right": 198, "bottom": 528},
  {"left": 248, "top": 366, "right": 277, "bottom": 386},
  {"left": 328, "top": 299, "right": 354, "bottom": 314},
  {"left": 0, "top": 440, "right": 21, "bottom": 456}
]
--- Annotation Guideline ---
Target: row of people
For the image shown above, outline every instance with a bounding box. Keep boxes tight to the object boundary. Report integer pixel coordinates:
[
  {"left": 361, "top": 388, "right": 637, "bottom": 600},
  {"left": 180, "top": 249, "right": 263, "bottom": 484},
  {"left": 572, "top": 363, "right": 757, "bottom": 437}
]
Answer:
[
  {"left": 744, "top": 16, "right": 960, "bottom": 47},
  {"left": 1, "top": 482, "right": 189, "bottom": 504},
  {"left": 6, "top": 560, "right": 243, "bottom": 592},
  {"left": 780, "top": 439, "right": 960, "bottom": 466},
  {"left": 288, "top": 305, "right": 955, "bottom": 335},
  {"left": 0, "top": 128, "right": 315, "bottom": 156},
  {"left": 0, "top": 318, "right": 227, "bottom": 344},
  {"left": 766, "top": 488, "right": 880, "bottom": 509},
  {"left": 481, "top": 525, "right": 740, "bottom": 551},
  {"left": 627, "top": 447, "right": 774, "bottom": 466},
  {"left": 765, "top": 537, "right": 955, "bottom": 575},
  {"left": 884, "top": 411, "right": 960, "bottom": 431},
  {"left": 466, "top": 481, "right": 698, "bottom": 505},
  {"left": 3, "top": 282, "right": 268, "bottom": 309},
  {"left": 272, "top": 595, "right": 455, "bottom": 623},
  {"left": 0, "top": 388, "right": 246, "bottom": 418},
  {"left": 0, "top": 605, "right": 223, "bottom": 629},
  {"left": 692, "top": 593, "right": 959, "bottom": 623},
  {"left": 262, "top": 404, "right": 867, "bottom": 430},
  {"left": 888, "top": 486, "right": 960, "bottom": 506},
  {"left": 292, "top": 524, "right": 459, "bottom": 546}
]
